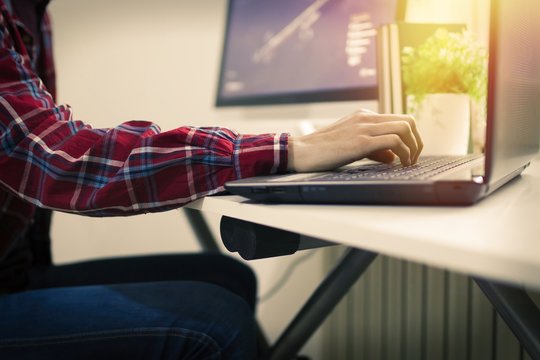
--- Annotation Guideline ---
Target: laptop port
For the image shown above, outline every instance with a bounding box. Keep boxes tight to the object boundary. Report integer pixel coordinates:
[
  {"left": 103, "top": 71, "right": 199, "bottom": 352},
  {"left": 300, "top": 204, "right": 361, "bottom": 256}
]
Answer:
[{"left": 251, "top": 187, "right": 269, "bottom": 194}]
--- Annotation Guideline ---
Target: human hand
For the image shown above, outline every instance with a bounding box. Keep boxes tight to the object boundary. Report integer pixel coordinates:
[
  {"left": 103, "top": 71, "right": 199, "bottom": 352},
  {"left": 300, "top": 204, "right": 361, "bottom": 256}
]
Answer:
[{"left": 287, "top": 110, "right": 423, "bottom": 172}]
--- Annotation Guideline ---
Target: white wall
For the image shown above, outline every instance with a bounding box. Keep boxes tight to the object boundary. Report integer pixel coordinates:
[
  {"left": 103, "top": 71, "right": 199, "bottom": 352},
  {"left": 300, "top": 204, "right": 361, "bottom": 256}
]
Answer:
[
  {"left": 405, "top": 0, "right": 491, "bottom": 44},
  {"left": 47, "top": 0, "right": 489, "bottom": 358}
]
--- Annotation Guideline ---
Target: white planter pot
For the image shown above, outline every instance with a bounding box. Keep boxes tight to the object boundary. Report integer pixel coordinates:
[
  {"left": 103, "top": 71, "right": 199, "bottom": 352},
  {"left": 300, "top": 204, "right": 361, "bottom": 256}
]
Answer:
[{"left": 408, "top": 93, "right": 471, "bottom": 156}]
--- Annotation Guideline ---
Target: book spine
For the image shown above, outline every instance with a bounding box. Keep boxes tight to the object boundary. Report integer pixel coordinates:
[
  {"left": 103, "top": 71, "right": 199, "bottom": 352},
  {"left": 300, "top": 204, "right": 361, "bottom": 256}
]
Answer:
[
  {"left": 389, "top": 23, "right": 404, "bottom": 114},
  {"left": 377, "top": 25, "right": 393, "bottom": 114}
]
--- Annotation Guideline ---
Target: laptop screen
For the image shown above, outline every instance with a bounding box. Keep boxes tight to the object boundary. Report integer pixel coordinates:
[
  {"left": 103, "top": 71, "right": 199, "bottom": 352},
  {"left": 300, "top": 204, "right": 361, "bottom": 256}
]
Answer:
[{"left": 484, "top": 0, "right": 540, "bottom": 184}]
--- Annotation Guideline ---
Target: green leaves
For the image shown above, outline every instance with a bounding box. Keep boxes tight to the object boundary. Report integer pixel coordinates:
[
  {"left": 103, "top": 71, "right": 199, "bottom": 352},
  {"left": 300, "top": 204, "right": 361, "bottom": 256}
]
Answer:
[{"left": 402, "top": 29, "right": 488, "bottom": 106}]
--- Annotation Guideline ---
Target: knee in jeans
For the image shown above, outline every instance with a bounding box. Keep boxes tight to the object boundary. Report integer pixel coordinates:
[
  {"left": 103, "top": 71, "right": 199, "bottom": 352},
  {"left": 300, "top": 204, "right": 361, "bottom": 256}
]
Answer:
[{"left": 172, "top": 283, "right": 257, "bottom": 358}]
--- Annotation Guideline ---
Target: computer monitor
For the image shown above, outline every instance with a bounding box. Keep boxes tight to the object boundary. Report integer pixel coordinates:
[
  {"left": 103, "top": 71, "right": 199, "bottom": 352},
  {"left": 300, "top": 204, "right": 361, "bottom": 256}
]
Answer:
[{"left": 216, "top": 0, "right": 407, "bottom": 107}]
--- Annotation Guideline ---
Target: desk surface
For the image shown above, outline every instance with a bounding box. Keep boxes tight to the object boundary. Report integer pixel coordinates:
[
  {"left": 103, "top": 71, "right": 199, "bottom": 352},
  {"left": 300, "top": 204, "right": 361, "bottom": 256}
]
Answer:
[{"left": 185, "top": 157, "right": 540, "bottom": 290}]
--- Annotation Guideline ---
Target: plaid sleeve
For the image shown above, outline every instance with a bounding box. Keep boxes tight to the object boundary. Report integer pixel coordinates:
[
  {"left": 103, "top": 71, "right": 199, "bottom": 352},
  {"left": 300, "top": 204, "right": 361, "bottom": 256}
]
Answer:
[{"left": 0, "top": 10, "right": 288, "bottom": 217}]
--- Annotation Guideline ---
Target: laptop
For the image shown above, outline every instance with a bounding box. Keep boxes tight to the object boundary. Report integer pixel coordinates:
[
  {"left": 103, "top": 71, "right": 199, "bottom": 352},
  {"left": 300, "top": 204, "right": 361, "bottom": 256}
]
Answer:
[{"left": 224, "top": 0, "right": 540, "bottom": 206}]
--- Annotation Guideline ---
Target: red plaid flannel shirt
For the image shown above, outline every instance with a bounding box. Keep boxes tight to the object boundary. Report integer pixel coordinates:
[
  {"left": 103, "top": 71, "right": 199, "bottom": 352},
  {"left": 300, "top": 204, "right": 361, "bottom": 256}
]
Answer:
[{"left": 0, "top": 1, "right": 288, "bottom": 263}]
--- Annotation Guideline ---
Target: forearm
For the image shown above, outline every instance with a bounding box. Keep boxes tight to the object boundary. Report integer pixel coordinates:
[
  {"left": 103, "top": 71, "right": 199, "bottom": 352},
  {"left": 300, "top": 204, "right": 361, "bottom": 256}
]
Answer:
[
  {"left": 0, "top": 49, "right": 288, "bottom": 216},
  {"left": 1, "top": 111, "right": 288, "bottom": 216}
]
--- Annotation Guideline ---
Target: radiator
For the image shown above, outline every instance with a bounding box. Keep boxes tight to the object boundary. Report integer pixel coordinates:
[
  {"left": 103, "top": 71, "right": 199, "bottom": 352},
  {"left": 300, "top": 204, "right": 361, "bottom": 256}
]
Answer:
[{"left": 322, "top": 249, "right": 537, "bottom": 360}]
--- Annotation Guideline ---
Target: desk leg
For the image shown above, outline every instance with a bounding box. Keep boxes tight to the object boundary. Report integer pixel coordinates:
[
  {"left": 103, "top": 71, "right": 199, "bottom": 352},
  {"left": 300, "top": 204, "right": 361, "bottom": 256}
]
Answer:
[
  {"left": 268, "top": 247, "right": 377, "bottom": 360},
  {"left": 183, "top": 208, "right": 221, "bottom": 252},
  {"left": 474, "top": 279, "right": 540, "bottom": 359}
]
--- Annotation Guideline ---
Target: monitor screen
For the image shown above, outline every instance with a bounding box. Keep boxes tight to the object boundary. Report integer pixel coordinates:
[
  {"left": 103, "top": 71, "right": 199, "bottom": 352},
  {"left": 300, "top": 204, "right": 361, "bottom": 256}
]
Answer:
[{"left": 216, "top": 0, "right": 404, "bottom": 106}]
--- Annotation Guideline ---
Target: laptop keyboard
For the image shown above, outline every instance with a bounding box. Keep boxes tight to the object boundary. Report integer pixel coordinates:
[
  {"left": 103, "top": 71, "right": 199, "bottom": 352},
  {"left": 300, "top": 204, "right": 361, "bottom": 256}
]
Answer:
[{"left": 311, "top": 155, "right": 481, "bottom": 182}]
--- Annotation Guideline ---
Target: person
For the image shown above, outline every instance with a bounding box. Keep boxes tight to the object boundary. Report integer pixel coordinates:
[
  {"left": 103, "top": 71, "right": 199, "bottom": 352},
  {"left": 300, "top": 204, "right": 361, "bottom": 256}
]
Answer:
[{"left": 0, "top": 0, "right": 422, "bottom": 359}]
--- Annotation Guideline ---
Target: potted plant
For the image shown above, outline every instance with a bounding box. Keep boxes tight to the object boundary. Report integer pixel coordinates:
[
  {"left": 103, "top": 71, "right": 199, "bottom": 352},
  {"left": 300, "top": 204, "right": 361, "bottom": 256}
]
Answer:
[{"left": 401, "top": 29, "right": 488, "bottom": 155}]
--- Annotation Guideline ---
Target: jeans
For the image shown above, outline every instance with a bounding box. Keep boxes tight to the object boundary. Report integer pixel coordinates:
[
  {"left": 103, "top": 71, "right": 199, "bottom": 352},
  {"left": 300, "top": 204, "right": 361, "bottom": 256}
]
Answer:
[{"left": 0, "top": 254, "right": 258, "bottom": 359}]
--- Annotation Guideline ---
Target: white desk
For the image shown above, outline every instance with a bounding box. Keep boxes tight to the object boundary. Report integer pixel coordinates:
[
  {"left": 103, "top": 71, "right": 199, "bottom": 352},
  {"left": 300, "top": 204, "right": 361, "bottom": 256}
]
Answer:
[
  {"left": 184, "top": 156, "right": 540, "bottom": 360},
  {"left": 186, "top": 156, "right": 540, "bottom": 291}
]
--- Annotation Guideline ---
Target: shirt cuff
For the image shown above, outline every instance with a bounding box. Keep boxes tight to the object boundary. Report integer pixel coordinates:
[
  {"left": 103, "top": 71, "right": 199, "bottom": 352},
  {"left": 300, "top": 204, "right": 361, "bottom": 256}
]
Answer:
[{"left": 233, "top": 133, "right": 289, "bottom": 179}]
